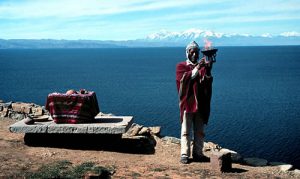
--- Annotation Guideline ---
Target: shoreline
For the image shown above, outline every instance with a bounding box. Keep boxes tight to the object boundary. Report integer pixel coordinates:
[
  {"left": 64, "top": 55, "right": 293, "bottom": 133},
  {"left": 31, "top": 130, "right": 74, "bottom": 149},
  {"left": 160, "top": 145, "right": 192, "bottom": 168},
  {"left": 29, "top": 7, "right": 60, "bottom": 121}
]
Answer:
[{"left": 1, "top": 100, "right": 300, "bottom": 178}]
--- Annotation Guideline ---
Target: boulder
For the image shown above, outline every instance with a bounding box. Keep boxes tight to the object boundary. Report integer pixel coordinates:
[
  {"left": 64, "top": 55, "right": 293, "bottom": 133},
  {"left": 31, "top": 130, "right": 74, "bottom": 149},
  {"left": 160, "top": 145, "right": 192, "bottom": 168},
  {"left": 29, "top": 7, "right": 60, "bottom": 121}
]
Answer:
[{"left": 243, "top": 157, "right": 268, "bottom": 167}]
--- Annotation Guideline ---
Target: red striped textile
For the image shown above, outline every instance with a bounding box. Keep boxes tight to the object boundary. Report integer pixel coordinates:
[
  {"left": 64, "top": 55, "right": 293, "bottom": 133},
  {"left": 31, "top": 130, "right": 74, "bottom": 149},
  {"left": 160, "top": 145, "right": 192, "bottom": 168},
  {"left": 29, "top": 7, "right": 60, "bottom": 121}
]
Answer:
[{"left": 45, "top": 91, "right": 100, "bottom": 124}]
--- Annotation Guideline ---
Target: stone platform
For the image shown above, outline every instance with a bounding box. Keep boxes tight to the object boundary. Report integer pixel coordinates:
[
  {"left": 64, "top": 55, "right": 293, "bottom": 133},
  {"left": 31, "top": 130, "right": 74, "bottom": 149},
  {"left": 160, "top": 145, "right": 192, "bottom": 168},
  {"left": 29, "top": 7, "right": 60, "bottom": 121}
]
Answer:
[{"left": 9, "top": 116, "right": 133, "bottom": 135}]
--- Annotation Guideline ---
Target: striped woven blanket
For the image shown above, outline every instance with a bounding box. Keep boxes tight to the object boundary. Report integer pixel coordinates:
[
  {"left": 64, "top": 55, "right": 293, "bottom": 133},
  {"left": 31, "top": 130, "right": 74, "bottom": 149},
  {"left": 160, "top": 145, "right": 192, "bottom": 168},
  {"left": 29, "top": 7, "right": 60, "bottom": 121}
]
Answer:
[{"left": 45, "top": 91, "right": 100, "bottom": 124}]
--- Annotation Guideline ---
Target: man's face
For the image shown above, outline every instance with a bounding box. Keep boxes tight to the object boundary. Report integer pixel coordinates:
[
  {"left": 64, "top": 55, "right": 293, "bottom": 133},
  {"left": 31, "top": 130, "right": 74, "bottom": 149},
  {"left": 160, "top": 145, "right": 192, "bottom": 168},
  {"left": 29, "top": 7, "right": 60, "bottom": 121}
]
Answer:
[{"left": 188, "top": 48, "right": 199, "bottom": 63}]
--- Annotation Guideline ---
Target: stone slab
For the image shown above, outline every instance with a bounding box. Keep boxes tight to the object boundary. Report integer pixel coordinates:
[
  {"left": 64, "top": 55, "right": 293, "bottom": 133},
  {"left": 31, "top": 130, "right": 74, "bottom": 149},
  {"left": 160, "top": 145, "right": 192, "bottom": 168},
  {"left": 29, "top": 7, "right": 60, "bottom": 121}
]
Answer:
[
  {"left": 9, "top": 116, "right": 133, "bottom": 135},
  {"left": 9, "top": 120, "right": 51, "bottom": 133}
]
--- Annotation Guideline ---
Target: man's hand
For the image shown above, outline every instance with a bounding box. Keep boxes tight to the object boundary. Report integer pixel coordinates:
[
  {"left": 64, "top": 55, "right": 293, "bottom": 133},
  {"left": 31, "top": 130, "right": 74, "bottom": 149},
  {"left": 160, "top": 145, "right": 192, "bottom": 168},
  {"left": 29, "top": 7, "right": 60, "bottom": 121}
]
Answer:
[{"left": 205, "top": 59, "right": 213, "bottom": 76}]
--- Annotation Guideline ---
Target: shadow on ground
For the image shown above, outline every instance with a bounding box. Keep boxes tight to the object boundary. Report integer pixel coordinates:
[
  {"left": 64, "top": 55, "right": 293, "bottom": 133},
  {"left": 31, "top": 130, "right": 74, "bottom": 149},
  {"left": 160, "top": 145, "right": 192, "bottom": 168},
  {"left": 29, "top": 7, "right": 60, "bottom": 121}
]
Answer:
[
  {"left": 24, "top": 133, "right": 156, "bottom": 154},
  {"left": 229, "top": 168, "right": 248, "bottom": 173}
]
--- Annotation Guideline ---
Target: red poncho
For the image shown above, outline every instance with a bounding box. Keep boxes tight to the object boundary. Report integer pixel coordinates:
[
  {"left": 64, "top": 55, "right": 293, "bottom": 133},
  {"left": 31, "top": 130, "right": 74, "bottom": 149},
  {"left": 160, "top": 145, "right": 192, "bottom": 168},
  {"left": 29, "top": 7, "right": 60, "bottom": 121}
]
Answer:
[{"left": 176, "top": 61, "right": 213, "bottom": 124}]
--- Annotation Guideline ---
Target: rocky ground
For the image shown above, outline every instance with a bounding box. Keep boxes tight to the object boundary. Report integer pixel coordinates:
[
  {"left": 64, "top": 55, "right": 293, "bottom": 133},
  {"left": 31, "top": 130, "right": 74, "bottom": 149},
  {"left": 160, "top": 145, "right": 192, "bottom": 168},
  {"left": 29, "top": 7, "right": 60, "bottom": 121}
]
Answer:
[{"left": 1, "top": 117, "right": 300, "bottom": 178}]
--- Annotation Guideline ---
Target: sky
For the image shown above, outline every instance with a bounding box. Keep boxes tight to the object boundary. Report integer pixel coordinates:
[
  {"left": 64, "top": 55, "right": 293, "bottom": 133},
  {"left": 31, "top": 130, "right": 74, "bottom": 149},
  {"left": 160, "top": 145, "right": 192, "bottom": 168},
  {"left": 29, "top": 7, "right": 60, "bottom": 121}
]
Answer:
[{"left": 0, "top": 0, "right": 299, "bottom": 40}]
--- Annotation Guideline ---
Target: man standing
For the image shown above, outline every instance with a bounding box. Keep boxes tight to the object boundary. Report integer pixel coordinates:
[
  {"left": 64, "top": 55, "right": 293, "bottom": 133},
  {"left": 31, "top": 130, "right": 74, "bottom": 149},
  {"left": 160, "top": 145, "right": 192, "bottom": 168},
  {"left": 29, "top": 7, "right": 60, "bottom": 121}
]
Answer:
[{"left": 176, "top": 41, "right": 213, "bottom": 164}]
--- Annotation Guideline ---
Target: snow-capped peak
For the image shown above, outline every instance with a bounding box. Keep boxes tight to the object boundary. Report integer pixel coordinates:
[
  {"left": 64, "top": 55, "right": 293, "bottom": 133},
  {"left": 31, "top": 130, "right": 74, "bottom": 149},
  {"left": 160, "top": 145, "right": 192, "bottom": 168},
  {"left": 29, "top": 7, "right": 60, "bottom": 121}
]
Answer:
[
  {"left": 143, "top": 29, "right": 300, "bottom": 46},
  {"left": 146, "top": 28, "right": 224, "bottom": 41}
]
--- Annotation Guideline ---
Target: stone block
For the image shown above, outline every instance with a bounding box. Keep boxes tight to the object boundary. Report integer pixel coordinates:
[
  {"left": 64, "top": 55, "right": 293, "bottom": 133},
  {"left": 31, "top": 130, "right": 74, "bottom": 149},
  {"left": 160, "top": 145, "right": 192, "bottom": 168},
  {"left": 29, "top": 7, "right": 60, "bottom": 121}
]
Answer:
[
  {"left": 12, "top": 102, "right": 31, "bottom": 114},
  {"left": 210, "top": 151, "right": 232, "bottom": 173},
  {"left": 32, "top": 107, "right": 43, "bottom": 116}
]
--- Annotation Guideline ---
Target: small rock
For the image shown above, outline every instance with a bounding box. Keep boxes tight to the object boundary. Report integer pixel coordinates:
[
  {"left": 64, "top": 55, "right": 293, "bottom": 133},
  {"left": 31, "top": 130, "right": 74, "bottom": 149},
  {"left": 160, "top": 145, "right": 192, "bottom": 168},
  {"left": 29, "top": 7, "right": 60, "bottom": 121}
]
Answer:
[
  {"left": 279, "top": 164, "right": 293, "bottom": 172},
  {"left": 204, "top": 141, "right": 222, "bottom": 151},
  {"left": 149, "top": 126, "right": 161, "bottom": 135},
  {"left": 243, "top": 157, "right": 268, "bottom": 167},
  {"left": 294, "top": 169, "right": 300, "bottom": 175},
  {"left": 138, "top": 127, "right": 150, "bottom": 135},
  {"left": 162, "top": 136, "right": 180, "bottom": 144},
  {"left": 84, "top": 171, "right": 102, "bottom": 179},
  {"left": 96, "top": 112, "right": 114, "bottom": 116},
  {"left": 124, "top": 123, "right": 143, "bottom": 136}
]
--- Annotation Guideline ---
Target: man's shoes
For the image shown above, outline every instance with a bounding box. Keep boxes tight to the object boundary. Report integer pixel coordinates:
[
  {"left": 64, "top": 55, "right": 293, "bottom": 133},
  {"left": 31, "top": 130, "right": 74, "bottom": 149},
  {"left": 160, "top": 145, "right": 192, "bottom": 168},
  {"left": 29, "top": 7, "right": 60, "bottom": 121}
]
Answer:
[
  {"left": 193, "top": 155, "right": 210, "bottom": 162},
  {"left": 180, "top": 156, "right": 189, "bottom": 164}
]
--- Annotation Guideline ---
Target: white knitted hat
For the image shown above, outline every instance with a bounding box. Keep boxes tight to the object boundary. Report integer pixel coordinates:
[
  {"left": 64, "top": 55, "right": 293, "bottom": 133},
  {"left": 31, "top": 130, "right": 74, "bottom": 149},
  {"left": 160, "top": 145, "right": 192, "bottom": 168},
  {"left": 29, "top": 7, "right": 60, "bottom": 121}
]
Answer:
[
  {"left": 186, "top": 41, "right": 200, "bottom": 60},
  {"left": 186, "top": 41, "right": 200, "bottom": 52}
]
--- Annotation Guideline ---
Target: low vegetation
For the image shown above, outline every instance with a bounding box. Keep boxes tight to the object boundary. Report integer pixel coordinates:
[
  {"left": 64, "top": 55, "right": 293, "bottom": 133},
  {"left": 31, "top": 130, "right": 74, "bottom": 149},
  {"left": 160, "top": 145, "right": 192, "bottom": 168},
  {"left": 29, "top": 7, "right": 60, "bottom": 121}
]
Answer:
[{"left": 24, "top": 160, "right": 114, "bottom": 179}]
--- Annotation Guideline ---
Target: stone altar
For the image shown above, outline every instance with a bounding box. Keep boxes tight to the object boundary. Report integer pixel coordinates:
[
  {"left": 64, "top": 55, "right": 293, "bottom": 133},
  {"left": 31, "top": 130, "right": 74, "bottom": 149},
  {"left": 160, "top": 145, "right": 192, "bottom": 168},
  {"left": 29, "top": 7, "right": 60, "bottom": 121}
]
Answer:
[{"left": 9, "top": 115, "right": 134, "bottom": 135}]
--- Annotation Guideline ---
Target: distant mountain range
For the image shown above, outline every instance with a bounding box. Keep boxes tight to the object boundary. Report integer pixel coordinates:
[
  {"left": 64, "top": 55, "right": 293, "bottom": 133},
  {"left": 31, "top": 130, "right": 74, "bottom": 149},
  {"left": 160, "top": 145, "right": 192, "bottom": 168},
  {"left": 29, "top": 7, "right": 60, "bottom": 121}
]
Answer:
[
  {"left": 1, "top": 29, "right": 300, "bottom": 48},
  {"left": 142, "top": 29, "right": 300, "bottom": 47}
]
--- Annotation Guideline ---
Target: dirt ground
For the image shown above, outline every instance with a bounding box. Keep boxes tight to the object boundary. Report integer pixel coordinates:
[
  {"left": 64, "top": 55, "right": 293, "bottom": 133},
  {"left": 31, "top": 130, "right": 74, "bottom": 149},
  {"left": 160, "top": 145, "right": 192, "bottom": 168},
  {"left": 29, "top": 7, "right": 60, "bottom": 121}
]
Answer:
[{"left": 0, "top": 118, "right": 298, "bottom": 178}]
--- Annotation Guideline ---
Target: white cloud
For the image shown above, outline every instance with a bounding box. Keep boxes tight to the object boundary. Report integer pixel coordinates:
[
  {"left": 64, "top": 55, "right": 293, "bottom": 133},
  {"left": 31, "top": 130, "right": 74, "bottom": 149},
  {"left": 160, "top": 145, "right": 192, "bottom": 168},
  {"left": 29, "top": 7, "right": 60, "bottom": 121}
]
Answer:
[
  {"left": 280, "top": 31, "right": 300, "bottom": 37},
  {"left": 0, "top": 0, "right": 209, "bottom": 19},
  {"left": 0, "top": 0, "right": 299, "bottom": 40},
  {"left": 261, "top": 33, "right": 272, "bottom": 38}
]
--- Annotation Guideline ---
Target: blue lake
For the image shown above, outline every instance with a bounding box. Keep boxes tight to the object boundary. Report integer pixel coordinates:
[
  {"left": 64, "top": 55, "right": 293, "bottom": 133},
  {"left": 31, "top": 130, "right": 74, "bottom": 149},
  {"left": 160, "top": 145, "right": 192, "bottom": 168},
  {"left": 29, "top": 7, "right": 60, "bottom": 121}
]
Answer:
[{"left": 0, "top": 46, "right": 300, "bottom": 168}]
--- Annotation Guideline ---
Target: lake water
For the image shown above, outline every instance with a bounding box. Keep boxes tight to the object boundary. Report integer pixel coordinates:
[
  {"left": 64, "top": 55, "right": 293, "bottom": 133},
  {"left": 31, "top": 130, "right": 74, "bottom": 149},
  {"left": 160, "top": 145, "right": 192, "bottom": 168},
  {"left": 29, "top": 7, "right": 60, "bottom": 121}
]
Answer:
[{"left": 0, "top": 46, "right": 299, "bottom": 168}]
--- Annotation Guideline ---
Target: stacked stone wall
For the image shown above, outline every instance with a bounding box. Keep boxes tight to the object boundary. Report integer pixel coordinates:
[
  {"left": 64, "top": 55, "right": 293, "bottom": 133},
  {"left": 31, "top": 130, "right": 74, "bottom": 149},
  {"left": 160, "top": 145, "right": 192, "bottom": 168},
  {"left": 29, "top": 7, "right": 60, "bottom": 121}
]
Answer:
[{"left": 0, "top": 100, "right": 48, "bottom": 120}]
